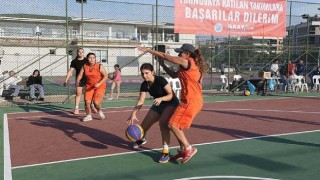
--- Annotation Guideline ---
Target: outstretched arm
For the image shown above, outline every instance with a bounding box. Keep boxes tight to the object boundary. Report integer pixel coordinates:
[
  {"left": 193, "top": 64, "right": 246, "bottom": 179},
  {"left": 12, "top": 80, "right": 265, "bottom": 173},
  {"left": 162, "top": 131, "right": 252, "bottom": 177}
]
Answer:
[
  {"left": 158, "top": 59, "right": 178, "bottom": 78},
  {"left": 137, "top": 45, "right": 189, "bottom": 69},
  {"left": 127, "top": 91, "right": 147, "bottom": 125}
]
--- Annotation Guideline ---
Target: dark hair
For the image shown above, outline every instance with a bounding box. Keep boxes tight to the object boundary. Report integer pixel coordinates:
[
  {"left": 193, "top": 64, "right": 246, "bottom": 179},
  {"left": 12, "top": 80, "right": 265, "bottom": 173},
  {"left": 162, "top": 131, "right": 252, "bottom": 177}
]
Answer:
[
  {"left": 140, "top": 63, "right": 154, "bottom": 72},
  {"left": 114, "top": 64, "right": 121, "bottom": 72},
  {"left": 33, "top": 69, "right": 40, "bottom": 76},
  {"left": 86, "top": 52, "right": 96, "bottom": 59},
  {"left": 190, "top": 49, "right": 208, "bottom": 74}
]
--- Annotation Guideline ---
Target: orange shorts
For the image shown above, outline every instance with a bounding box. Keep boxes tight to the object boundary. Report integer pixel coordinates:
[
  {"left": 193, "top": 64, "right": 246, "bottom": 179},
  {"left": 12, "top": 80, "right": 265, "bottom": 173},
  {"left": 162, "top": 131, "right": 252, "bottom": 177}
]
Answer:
[
  {"left": 168, "top": 99, "right": 203, "bottom": 129},
  {"left": 85, "top": 85, "right": 106, "bottom": 103}
]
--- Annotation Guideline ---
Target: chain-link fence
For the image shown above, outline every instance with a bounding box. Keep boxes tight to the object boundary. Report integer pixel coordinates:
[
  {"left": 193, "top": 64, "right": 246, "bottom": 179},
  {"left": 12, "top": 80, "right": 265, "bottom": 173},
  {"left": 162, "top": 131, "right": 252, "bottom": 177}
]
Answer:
[{"left": 0, "top": 0, "right": 319, "bottom": 106}]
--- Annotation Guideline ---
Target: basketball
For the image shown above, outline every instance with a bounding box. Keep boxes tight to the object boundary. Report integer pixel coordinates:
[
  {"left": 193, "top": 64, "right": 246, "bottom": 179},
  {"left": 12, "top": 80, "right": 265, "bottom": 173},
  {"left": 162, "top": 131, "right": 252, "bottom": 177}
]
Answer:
[
  {"left": 244, "top": 90, "right": 250, "bottom": 96},
  {"left": 108, "top": 72, "right": 115, "bottom": 80},
  {"left": 125, "top": 124, "right": 144, "bottom": 142}
]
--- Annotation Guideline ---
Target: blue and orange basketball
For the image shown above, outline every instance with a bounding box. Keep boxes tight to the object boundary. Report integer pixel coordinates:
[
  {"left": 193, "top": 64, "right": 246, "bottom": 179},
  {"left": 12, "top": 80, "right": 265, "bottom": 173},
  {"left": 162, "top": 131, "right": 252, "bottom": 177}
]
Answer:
[{"left": 125, "top": 124, "right": 144, "bottom": 142}]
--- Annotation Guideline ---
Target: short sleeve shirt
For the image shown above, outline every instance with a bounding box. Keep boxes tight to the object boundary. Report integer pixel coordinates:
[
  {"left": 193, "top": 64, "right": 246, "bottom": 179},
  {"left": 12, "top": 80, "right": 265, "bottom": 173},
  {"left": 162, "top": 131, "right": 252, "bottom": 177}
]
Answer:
[
  {"left": 140, "top": 76, "right": 168, "bottom": 99},
  {"left": 70, "top": 58, "right": 87, "bottom": 77}
]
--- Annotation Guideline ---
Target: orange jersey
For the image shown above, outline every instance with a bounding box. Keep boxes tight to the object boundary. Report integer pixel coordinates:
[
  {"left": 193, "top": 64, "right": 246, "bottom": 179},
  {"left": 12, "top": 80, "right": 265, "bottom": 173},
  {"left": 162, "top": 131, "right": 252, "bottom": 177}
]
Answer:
[
  {"left": 168, "top": 57, "right": 203, "bottom": 129},
  {"left": 178, "top": 57, "right": 203, "bottom": 103},
  {"left": 83, "top": 62, "right": 106, "bottom": 89}
]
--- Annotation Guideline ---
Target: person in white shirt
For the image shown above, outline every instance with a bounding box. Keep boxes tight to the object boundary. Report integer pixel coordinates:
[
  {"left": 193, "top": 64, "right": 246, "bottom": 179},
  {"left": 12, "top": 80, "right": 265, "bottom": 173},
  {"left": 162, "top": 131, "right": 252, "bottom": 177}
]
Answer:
[
  {"left": 4, "top": 70, "right": 24, "bottom": 97},
  {"left": 270, "top": 59, "right": 279, "bottom": 77},
  {"left": 0, "top": 60, "right": 8, "bottom": 101}
]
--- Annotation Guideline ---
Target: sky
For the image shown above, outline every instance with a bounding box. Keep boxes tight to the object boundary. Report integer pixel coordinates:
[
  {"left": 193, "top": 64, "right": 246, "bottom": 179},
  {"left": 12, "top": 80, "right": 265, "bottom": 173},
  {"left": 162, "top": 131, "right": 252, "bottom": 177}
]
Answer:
[{"left": 1, "top": 0, "right": 320, "bottom": 25}]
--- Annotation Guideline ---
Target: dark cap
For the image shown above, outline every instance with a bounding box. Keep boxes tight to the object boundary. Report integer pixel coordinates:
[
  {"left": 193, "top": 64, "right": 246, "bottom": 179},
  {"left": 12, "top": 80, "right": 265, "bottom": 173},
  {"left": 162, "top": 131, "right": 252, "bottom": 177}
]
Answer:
[{"left": 174, "top": 43, "right": 196, "bottom": 54}]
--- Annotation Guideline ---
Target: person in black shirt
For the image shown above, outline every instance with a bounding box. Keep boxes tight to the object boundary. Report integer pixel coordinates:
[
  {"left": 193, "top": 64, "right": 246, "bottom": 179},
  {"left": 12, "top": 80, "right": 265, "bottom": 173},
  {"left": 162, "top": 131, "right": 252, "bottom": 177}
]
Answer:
[
  {"left": 127, "top": 63, "right": 179, "bottom": 163},
  {"left": 64, "top": 48, "right": 97, "bottom": 114},
  {"left": 27, "top": 69, "right": 45, "bottom": 101}
]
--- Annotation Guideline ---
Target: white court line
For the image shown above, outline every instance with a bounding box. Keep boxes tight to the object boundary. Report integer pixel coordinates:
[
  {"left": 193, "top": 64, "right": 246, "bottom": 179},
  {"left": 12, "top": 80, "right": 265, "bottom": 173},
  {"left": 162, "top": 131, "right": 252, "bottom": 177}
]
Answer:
[
  {"left": 174, "top": 175, "right": 280, "bottom": 180},
  {"left": 205, "top": 108, "right": 320, "bottom": 114},
  {"left": 5, "top": 95, "right": 307, "bottom": 116},
  {"left": 4, "top": 114, "right": 12, "bottom": 180},
  {"left": 12, "top": 129, "right": 320, "bottom": 169}
]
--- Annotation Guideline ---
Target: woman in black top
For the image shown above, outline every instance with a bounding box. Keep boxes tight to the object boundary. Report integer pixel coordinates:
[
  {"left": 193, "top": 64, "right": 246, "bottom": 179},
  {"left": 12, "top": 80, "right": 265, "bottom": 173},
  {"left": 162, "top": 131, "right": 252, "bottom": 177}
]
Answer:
[
  {"left": 63, "top": 48, "right": 97, "bottom": 114},
  {"left": 27, "top": 69, "right": 45, "bottom": 101},
  {"left": 127, "top": 63, "right": 179, "bottom": 163}
]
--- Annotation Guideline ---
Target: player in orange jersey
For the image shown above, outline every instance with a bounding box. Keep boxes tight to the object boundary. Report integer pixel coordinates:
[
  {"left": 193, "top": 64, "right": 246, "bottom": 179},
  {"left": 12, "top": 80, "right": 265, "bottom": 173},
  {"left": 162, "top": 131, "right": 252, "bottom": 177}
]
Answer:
[
  {"left": 76, "top": 52, "right": 108, "bottom": 122},
  {"left": 137, "top": 44, "right": 208, "bottom": 164}
]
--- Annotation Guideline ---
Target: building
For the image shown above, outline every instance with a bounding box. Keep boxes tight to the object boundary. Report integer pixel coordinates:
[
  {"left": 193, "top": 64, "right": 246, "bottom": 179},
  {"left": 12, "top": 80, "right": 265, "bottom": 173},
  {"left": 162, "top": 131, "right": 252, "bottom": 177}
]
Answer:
[{"left": 0, "top": 14, "right": 195, "bottom": 76}]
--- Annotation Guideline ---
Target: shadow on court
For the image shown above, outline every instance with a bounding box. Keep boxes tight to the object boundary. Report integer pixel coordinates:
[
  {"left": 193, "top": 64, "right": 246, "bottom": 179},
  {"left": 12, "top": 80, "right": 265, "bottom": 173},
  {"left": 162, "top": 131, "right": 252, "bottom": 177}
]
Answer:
[
  {"left": 192, "top": 124, "right": 320, "bottom": 148},
  {"left": 221, "top": 153, "right": 301, "bottom": 172},
  {"left": 22, "top": 117, "right": 129, "bottom": 150},
  {"left": 203, "top": 109, "right": 320, "bottom": 126}
]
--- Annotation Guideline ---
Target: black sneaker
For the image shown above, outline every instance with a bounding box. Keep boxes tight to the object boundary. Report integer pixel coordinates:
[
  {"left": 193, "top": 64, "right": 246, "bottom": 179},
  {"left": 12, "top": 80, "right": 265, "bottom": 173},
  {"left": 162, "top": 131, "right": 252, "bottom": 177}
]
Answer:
[
  {"left": 30, "top": 98, "right": 35, "bottom": 101},
  {"left": 133, "top": 138, "right": 147, "bottom": 149},
  {"left": 39, "top": 98, "right": 44, "bottom": 101}
]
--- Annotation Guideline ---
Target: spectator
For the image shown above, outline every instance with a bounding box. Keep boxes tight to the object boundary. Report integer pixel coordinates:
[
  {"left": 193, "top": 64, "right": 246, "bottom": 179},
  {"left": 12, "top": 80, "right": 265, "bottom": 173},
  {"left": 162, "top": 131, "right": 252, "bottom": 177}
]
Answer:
[
  {"left": 219, "top": 62, "right": 225, "bottom": 75},
  {"left": 270, "top": 59, "right": 279, "bottom": 77},
  {"left": 309, "top": 66, "right": 320, "bottom": 89},
  {"left": 26, "top": 69, "right": 45, "bottom": 101},
  {"left": 3, "top": 71, "right": 24, "bottom": 99},
  {"left": 235, "top": 64, "right": 240, "bottom": 75},
  {"left": 0, "top": 60, "right": 8, "bottom": 102},
  {"left": 295, "top": 60, "right": 306, "bottom": 76},
  {"left": 107, "top": 64, "right": 121, "bottom": 100}
]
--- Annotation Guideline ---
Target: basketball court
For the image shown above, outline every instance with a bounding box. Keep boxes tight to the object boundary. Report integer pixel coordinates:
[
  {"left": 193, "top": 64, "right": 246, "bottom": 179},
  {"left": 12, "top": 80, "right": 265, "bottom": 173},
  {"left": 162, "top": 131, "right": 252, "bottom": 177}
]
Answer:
[{"left": 3, "top": 94, "right": 320, "bottom": 180}]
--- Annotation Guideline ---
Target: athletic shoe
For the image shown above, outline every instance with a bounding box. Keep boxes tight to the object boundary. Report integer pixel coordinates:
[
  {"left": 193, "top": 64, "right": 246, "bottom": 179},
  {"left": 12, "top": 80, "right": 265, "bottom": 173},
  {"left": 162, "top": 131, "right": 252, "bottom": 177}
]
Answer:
[
  {"left": 181, "top": 147, "right": 197, "bottom": 164},
  {"left": 98, "top": 111, "right": 105, "bottom": 120},
  {"left": 73, "top": 108, "right": 79, "bottom": 115},
  {"left": 132, "top": 138, "right": 147, "bottom": 149},
  {"left": 171, "top": 150, "right": 184, "bottom": 160},
  {"left": 82, "top": 115, "right": 93, "bottom": 122},
  {"left": 107, "top": 97, "right": 113, "bottom": 101},
  {"left": 158, "top": 153, "right": 170, "bottom": 163},
  {"left": 91, "top": 105, "right": 98, "bottom": 113}
]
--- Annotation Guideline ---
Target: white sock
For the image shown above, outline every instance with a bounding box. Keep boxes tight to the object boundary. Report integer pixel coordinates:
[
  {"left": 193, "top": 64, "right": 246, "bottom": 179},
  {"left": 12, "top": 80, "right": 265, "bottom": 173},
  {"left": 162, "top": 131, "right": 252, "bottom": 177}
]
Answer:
[
  {"left": 163, "top": 145, "right": 169, "bottom": 154},
  {"left": 75, "top": 106, "right": 79, "bottom": 109},
  {"left": 186, "top": 145, "right": 192, "bottom": 150}
]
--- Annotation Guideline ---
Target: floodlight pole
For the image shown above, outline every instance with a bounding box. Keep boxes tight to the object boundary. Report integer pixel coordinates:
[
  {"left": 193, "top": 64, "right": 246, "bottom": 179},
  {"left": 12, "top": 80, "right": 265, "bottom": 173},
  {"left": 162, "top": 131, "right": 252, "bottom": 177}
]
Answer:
[
  {"left": 76, "top": 0, "right": 86, "bottom": 47},
  {"left": 302, "top": 14, "right": 310, "bottom": 74},
  {"left": 36, "top": 25, "right": 42, "bottom": 70}
]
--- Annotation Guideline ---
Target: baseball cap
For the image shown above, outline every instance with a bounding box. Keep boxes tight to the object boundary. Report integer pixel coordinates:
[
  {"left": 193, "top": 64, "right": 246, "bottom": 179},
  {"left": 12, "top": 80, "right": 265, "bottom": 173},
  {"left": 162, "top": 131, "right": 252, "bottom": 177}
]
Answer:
[{"left": 174, "top": 44, "right": 196, "bottom": 54}]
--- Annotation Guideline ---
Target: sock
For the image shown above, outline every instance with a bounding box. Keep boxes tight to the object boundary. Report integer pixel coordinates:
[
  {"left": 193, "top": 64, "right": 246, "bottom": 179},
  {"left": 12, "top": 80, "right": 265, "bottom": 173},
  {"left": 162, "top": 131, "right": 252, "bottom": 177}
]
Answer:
[
  {"left": 162, "top": 145, "right": 169, "bottom": 154},
  {"left": 75, "top": 106, "right": 79, "bottom": 109},
  {"left": 186, "top": 145, "right": 192, "bottom": 150}
]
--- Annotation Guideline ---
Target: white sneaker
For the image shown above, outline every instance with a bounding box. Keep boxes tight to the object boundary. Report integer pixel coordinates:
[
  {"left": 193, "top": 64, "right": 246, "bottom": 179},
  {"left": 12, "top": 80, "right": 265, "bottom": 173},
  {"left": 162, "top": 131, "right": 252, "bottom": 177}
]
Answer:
[
  {"left": 98, "top": 111, "right": 105, "bottom": 120},
  {"left": 82, "top": 115, "right": 93, "bottom": 122},
  {"left": 107, "top": 97, "right": 113, "bottom": 101}
]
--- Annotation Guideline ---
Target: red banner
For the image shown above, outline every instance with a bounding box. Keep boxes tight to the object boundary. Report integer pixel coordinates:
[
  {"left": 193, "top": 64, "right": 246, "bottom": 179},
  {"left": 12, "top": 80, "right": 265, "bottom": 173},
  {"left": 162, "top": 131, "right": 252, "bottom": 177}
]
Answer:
[{"left": 174, "top": 0, "right": 286, "bottom": 37}]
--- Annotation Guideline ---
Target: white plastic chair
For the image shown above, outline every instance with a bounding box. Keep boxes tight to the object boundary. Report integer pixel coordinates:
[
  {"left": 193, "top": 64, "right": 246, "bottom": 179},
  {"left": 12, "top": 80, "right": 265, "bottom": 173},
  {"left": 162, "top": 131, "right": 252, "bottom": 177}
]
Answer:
[
  {"left": 168, "top": 78, "right": 181, "bottom": 99},
  {"left": 294, "top": 76, "right": 308, "bottom": 92},
  {"left": 233, "top": 75, "right": 242, "bottom": 81},
  {"left": 313, "top": 75, "right": 320, "bottom": 91},
  {"left": 220, "top": 75, "right": 228, "bottom": 92}
]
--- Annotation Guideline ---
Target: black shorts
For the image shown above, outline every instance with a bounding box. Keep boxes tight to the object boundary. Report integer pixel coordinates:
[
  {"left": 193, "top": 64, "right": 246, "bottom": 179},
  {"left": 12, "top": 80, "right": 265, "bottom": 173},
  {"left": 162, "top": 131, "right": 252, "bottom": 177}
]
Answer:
[
  {"left": 79, "top": 78, "right": 86, "bottom": 87},
  {"left": 150, "top": 97, "right": 179, "bottom": 114}
]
